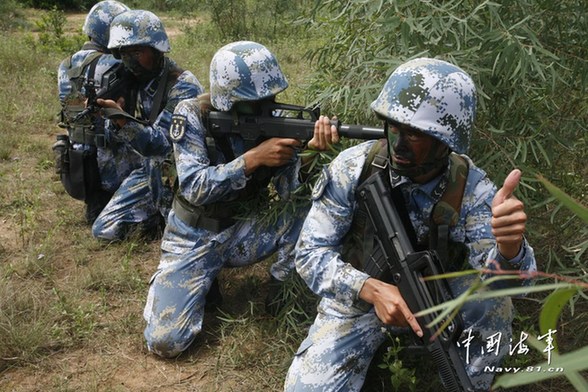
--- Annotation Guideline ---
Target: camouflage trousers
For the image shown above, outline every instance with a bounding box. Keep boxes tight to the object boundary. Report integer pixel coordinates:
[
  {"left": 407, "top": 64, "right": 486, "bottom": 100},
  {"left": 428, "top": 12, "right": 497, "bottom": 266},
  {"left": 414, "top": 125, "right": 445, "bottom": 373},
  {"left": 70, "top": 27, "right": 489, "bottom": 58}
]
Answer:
[
  {"left": 92, "top": 165, "right": 162, "bottom": 241},
  {"left": 143, "top": 206, "right": 306, "bottom": 358},
  {"left": 284, "top": 275, "right": 513, "bottom": 391}
]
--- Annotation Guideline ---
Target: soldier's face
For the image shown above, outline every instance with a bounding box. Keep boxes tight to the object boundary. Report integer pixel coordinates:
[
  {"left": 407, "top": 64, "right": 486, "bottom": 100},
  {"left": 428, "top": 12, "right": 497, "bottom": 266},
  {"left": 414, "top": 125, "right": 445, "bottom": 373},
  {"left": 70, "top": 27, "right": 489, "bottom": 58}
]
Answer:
[
  {"left": 120, "top": 46, "right": 155, "bottom": 74},
  {"left": 386, "top": 120, "right": 450, "bottom": 182},
  {"left": 388, "top": 122, "right": 438, "bottom": 167}
]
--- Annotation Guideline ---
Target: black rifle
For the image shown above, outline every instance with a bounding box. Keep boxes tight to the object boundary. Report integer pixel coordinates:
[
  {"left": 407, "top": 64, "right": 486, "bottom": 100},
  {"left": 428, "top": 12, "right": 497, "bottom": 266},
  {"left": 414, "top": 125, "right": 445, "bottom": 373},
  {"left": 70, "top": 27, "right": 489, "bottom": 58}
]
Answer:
[
  {"left": 357, "top": 170, "right": 474, "bottom": 392},
  {"left": 205, "top": 101, "right": 384, "bottom": 146},
  {"left": 72, "top": 63, "right": 133, "bottom": 122}
]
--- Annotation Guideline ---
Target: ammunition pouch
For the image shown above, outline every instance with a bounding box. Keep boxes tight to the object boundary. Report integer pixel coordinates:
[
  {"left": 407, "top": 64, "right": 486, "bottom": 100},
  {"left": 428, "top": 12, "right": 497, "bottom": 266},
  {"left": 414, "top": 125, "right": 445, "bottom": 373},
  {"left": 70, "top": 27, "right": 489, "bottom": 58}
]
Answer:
[
  {"left": 172, "top": 195, "right": 236, "bottom": 233},
  {"left": 61, "top": 99, "right": 108, "bottom": 148},
  {"left": 69, "top": 124, "right": 107, "bottom": 148},
  {"left": 59, "top": 141, "right": 102, "bottom": 202}
]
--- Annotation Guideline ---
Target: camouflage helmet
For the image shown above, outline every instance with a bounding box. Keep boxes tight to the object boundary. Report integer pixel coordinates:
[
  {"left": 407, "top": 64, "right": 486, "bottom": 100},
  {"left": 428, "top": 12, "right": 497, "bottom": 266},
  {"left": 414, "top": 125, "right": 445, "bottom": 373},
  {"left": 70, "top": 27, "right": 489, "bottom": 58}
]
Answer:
[
  {"left": 210, "top": 41, "right": 289, "bottom": 111},
  {"left": 82, "top": 1, "right": 130, "bottom": 48},
  {"left": 107, "top": 10, "right": 171, "bottom": 56},
  {"left": 370, "top": 58, "right": 476, "bottom": 154}
]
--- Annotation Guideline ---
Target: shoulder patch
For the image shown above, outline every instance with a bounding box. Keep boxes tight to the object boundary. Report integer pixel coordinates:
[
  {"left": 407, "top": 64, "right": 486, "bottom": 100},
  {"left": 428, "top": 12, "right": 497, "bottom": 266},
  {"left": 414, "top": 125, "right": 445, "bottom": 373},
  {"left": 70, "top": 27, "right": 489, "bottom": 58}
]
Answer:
[
  {"left": 170, "top": 114, "right": 186, "bottom": 142},
  {"left": 311, "top": 168, "right": 330, "bottom": 201}
]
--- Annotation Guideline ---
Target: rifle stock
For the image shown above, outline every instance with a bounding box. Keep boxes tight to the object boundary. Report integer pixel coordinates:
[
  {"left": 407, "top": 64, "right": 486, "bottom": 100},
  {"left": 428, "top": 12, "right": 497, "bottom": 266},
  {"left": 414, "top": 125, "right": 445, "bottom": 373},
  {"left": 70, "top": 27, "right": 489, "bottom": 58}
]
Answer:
[
  {"left": 205, "top": 101, "right": 384, "bottom": 144},
  {"left": 357, "top": 170, "right": 474, "bottom": 392}
]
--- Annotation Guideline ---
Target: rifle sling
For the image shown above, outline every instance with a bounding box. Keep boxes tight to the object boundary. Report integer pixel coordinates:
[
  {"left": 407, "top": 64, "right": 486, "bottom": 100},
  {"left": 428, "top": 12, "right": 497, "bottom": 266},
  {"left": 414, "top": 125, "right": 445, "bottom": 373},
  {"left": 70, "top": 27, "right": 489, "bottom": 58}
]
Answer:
[
  {"left": 359, "top": 140, "right": 418, "bottom": 268},
  {"left": 149, "top": 57, "right": 171, "bottom": 125}
]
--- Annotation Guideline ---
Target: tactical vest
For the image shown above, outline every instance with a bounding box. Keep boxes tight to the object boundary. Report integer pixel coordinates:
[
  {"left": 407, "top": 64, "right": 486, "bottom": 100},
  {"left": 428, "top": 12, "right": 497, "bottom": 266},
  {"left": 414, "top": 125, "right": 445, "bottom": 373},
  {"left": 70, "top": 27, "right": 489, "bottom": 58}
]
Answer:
[
  {"left": 56, "top": 45, "right": 106, "bottom": 201},
  {"left": 171, "top": 94, "right": 276, "bottom": 233},
  {"left": 346, "top": 139, "right": 469, "bottom": 272}
]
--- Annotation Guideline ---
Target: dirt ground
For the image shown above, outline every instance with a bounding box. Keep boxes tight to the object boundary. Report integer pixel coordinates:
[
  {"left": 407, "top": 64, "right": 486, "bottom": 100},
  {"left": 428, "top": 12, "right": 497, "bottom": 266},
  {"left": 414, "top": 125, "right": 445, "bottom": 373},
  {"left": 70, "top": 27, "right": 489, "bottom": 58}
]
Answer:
[{"left": 0, "top": 221, "right": 279, "bottom": 392}]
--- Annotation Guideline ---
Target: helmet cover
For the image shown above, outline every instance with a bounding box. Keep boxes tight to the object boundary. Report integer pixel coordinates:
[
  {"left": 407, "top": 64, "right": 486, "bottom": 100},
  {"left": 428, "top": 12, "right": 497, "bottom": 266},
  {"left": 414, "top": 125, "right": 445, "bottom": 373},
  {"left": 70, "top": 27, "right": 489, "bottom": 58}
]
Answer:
[
  {"left": 82, "top": 0, "right": 130, "bottom": 48},
  {"left": 370, "top": 58, "right": 476, "bottom": 154},
  {"left": 107, "top": 10, "right": 171, "bottom": 54},
  {"left": 209, "top": 41, "right": 289, "bottom": 111}
]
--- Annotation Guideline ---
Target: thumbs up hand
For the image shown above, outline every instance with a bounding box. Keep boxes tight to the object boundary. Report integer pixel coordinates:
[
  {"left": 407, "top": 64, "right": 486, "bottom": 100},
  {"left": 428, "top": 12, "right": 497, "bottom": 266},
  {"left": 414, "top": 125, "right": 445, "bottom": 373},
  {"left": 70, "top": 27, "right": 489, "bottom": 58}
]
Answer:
[{"left": 491, "top": 169, "right": 527, "bottom": 260}]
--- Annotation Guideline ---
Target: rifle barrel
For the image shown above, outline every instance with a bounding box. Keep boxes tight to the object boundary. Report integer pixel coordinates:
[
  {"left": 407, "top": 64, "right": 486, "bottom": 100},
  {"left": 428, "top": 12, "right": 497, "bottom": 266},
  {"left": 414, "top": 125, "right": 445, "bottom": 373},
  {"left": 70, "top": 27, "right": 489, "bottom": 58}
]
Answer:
[{"left": 337, "top": 123, "right": 384, "bottom": 140}]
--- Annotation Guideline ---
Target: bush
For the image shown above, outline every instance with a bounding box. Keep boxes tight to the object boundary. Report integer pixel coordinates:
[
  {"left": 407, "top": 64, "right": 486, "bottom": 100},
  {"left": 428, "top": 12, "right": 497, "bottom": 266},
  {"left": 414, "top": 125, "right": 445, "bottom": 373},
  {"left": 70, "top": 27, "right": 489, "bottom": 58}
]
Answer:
[
  {"left": 17, "top": 0, "right": 95, "bottom": 11},
  {"left": 204, "top": 0, "right": 307, "bottom": 42},
  {"left": 299, "top": 0, "right": 587, "bottom": 256},
  {"left": 0, "top": 0, "right": 28, "bottom": 31},
  {"left": 30, "top": 6, "right": 85, "bottom": 53},
  {"left": 298, "top": 1, "right": 588, "bottom": 389}
]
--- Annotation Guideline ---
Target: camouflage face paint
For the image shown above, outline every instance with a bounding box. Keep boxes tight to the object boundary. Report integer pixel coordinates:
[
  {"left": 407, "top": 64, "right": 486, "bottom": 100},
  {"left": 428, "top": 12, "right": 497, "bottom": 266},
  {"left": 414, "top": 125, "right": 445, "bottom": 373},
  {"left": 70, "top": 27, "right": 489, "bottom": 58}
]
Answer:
[{"left": 386, "top": 120, "right": 449, "bottom": 180}]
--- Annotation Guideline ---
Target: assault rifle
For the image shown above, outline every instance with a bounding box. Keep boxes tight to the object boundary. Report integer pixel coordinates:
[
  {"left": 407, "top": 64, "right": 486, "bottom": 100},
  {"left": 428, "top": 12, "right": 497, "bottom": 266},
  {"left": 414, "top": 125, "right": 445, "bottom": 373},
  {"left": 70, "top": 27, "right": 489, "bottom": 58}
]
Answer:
[
  {"left": 205, "top": 101, "right": 384, "bottom": 145},
  {"left": 72, "top": 63, "right": 133, "bottom": 122},
  {"left": 357, "top": 170, "right": 474, "bottom": 392}
]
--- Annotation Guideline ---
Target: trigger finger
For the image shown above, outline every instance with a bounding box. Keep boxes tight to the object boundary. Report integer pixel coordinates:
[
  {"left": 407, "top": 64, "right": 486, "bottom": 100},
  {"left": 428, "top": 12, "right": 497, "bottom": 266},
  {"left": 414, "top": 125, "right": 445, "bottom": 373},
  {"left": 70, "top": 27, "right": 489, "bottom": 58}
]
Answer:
[{"left": 400, "top": 304, "right": 423, "bottom": 337}]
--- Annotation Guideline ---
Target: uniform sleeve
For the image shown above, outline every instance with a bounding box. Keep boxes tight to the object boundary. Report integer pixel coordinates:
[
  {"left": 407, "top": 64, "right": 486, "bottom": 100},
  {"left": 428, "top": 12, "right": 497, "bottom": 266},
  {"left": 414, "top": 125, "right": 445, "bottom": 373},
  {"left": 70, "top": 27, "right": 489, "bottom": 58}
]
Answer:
[
  {"left": 295, "top": 142, "right": 374, "bottom": 307},
  {"left": 57, "top": 57, "right": 72, "bottom": 103},
  {"left": 270, "top": 154, "right": 301, "bottom": 200},
  {"left": 172, "top": 99, "right": 250, "bottom": 206},
  {"left": 115, "top": 71, "right": 204, "bottom": 158}
]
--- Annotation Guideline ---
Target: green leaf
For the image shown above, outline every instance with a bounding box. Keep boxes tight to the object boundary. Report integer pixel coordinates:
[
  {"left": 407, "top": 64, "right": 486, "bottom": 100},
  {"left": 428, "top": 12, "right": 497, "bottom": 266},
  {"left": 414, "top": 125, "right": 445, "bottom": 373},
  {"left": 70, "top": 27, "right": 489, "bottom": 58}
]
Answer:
[
  {"left": 468, "top": 282, "right": 577, "bottom": 302},
  {"left": 539, "top": 288, "right": 577, "bottom": 334},
  {"left": 539, "top": 287, "right": 578, "bottom": 350},
  {"left": 537, "top": 174, "right": 588, "bottom": 223},
  {"left": 415, "top": 282, "right": 576, "bottom": 318}
]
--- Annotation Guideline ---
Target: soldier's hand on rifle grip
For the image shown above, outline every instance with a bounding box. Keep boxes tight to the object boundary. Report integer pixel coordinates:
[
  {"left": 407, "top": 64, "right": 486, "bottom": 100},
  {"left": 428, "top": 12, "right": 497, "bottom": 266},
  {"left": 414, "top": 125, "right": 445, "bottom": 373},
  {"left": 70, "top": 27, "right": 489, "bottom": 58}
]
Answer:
[
  {"left": 97, "top": 97, "right": 127, "bottom": 128},
  {"left": 360, "top": 277, "right": 423, "bottom": 337},
  {"left": 307, "top": 115, "right": 340, "bottom": 151},
  {"left": 243, "top": 137, "right": 301, "bottom": 175},
  {"left": 491, "top": 169, "right": 527, "bottom": 260}
]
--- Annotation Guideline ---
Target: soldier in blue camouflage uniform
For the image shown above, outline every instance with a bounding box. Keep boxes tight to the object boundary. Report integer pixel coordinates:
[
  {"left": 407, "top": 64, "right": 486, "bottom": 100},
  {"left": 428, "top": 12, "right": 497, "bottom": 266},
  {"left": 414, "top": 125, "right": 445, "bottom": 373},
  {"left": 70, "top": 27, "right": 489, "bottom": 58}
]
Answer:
[
  {"left": 56, "top": 1, "right": 142, "bottom": 224},
  {"left": 93, "top": 10, "right": 204, "bottom": 240},
  {"left": 142, "top": 41, "right": 340, "bottom": 358},
  {"left": 284, "top": 58, "right": 537, "bottom": 391}
]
